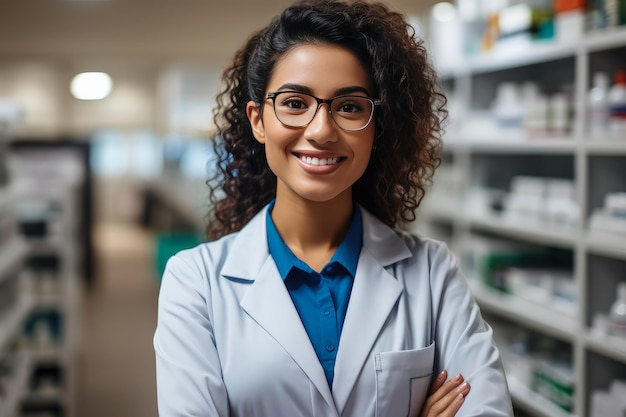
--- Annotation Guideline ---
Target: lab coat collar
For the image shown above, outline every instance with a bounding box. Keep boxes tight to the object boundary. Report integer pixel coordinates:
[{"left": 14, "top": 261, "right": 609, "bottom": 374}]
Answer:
[
  {"left": 222, "top": 204, "right": 412, "bottom": 415},
  {"left": 221, "top": 204, "right": 412, "bottom": 280}
]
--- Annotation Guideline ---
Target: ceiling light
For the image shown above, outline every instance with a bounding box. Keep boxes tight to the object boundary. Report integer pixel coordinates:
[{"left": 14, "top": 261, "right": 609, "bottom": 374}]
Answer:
[
  {"left": 432, "top": 2, "right": 457, "bottom": 22},
  {"left": 70, "top": 72, "right": 113, "bottom": 100}
]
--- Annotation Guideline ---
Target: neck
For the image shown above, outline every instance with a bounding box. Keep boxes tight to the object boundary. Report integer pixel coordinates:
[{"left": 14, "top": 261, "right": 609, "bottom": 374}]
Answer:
[{"left": 271, "top": 192, "right": 354, "bottom": 257}]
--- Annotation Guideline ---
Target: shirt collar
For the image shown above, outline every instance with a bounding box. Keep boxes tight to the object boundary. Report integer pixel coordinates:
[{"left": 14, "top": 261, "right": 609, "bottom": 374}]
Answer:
[{"left": 266, "top": 199, "right": 362, "bottom": 280}]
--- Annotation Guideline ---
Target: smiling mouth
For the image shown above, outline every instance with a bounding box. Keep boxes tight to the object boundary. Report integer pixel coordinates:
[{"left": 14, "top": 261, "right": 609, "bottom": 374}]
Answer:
[{"left": 297, "top": 154, "right": 343, "bottom": 166}]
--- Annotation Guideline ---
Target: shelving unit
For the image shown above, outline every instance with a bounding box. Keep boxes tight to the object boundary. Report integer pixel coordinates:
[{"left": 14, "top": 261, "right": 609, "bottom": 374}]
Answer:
[
  {"left": 0, "top": 141, "right": 87, "bottom": 417},
  {"left": 416, "top": 26, "right": 626, "bottom": 417}
]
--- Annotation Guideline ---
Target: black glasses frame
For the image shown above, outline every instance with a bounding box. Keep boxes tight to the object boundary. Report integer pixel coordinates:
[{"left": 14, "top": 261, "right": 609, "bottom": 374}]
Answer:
[{"left": 265, "top": 91, "right": 382, "bottom": 132}]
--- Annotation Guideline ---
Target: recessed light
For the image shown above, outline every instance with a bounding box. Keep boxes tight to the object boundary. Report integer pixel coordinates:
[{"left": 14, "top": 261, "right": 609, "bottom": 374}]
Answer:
[{"left": 70, "top": 72, "right": 113, "bottom": 100}]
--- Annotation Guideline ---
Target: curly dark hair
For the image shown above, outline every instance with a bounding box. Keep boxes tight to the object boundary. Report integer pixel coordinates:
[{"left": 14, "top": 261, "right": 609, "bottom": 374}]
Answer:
[{"left": 206, "top": 0, "right": 446, "bottom": 240}]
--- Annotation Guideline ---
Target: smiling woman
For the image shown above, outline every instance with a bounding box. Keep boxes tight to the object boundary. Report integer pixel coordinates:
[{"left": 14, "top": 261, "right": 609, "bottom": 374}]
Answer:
[
  {"left": 246, "top": 44, "right": 376, "bottom": 209},
  {"left": 153, "top": 1, "right": 514, "bottom": 416}
]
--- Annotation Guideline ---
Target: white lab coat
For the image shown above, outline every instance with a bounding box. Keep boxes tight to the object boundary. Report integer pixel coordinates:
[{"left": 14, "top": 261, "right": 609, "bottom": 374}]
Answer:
[{"left": 154, "top": 205, "right": 513, "bottom": 417}]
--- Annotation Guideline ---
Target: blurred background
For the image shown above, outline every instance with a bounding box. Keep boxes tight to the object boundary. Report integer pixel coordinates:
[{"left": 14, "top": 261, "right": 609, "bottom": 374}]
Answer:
[{"left": 0, "top": 0, "right": 625, "bottom": 416}]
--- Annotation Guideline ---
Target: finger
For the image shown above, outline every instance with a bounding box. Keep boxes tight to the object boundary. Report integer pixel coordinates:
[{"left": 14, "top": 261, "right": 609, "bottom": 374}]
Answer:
[
  {"left": 428, "top": 381, "right": 471, "bottom": 417},
  {"left": 421, "top": 374, "right": 466, "bottom": 416},
  {"left": 434, "top": 392, "right": 467, "bottom": 417},
  {"left": 429, "top": 370, "right": 448, "bottom": 395}
]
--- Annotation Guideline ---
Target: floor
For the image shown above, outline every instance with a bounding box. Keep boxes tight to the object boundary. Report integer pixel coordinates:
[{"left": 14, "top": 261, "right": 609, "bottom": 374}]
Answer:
[{"left": 75, "top": 222, "right": 159, "bottom": 417}]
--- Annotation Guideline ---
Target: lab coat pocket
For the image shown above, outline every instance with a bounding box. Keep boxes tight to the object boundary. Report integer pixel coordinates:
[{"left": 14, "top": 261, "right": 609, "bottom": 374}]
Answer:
[{"left": 374, "top": 342, "right": 435, "bottom": 417}]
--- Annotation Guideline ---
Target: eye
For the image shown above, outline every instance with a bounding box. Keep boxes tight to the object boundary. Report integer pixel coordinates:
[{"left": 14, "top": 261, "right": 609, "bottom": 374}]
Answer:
[
  {"left": 277, "top": 94, "right": 309, "bottom": 112},
  {"left": 334, "top": 97, "right": 367, "bottom": 114}
]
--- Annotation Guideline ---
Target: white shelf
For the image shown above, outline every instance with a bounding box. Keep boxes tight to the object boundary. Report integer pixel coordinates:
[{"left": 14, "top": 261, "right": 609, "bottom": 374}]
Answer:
[
  {"left": 0, "top": 296, "right": 37, "bottom": 352},
  {"left": 30, "top": 346, "right": 64, "bottom": 365},
  {"left": 0, "top": 354, "right": 33, "bottom": 417},
  {"left": 508, "top": 377, "right": 577, "bottom": 417},
  {"left": 584, "top": 332, "right": 626, "bottom": 363},
  {"left": 0, "top": 185, "right": 18, "bottom": 212},
  {"left": 467, "top": 211, "right": 579, "bottom": 249},
  {"left": 24, "top": 389, "right": 67, "bottom": 407},
  {"left": 584, "top": 139, "right": 626, "bottom": 155},
  {"left": 583, "top": 27, "right": 626, "bottom": 52},
  {"left": 0, "top": 237, "right": 29, "bottom": 281},
  {"left": 445, "top": 136, "right": 578, "bottom": 154},
  {"left": 585, "top": 231, "right": 626, "bottom": 261},
  {"left": 422, "top": 204, "right": 580, "bottom": 249},
  {"left": 468, "top": 280, "right": 579, "bottom": 341},
  {"left": 441, "top": 26, "right": 626, "bottom": 78},
  {"left": 451, "top": 40, "right": 578, "bottom": 76},
  {"left": 27, "top": 235, "right": 64, "bottom": 257}
]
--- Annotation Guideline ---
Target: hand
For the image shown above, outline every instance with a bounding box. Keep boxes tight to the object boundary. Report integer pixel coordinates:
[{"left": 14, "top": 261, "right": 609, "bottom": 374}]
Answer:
[{"left": 419, "top": 370, "right": 471, "bottom": 417}]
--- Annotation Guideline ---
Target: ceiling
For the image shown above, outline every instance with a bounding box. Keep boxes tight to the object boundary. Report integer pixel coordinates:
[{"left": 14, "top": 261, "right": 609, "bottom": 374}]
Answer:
[{"left": 0, "top": 0, "right": 437, "bottom": 66}]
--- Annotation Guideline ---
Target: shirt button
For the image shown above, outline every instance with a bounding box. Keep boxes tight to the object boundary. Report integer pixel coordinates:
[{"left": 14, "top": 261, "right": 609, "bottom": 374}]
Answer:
[
  {"left": 323, "top": 310, "right": 331, "bottom": 316},
  {"left": 326, "top": 344, "right": 335, "bottom": 352}
]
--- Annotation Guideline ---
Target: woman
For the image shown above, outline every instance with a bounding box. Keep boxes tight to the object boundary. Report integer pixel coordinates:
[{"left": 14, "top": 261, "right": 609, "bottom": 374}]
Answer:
[{"left": 154, "top": 1, "right": 514, "bottom": 416}]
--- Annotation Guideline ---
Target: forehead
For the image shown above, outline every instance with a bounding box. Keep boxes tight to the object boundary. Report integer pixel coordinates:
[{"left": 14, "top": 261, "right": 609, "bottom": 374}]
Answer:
[{"left": 268, "top": 43, "right": 372, "bottom": 95}]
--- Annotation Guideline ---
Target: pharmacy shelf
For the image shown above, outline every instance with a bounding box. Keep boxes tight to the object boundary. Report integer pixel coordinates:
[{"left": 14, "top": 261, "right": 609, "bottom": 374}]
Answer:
[
  {"left": 584, "top": 332, "right": 626, "bottom": 363},
  {"left": 584, "top": 140, "right": 626, "bottom": 155},
  {"left": 423, "top": 197, "right": 626, "bottom": 262},
  {"left": 0, "top": 354, "right": 34, "bottom": 417},
  {"left": 444, "top": 136, "right": 578, "bottom": 155},
  {"left": 448, "top": 40, "right": 578, "bottom": 76},
  {"left": 0, "top": 237, "right": 29, "bottom": 281},
  {"left": 421, "top": 203, "right": 580, "bottom": 249},
  {"left": 468, "top": 280, "right": 579, "bottom": 341},
  {"left": 467, "top": 212, "right": 579, "bottom": 249},
  {"left": 27, "top": 235, "right": 65, "bottom": 257},
  {"left": 433, "top": 15, "right": 626, "bottom": 416},
  {"left": 508, "top": 377, "right": 576, "bottom": 417},
  {"left": 30, "top": 346, "right": 64, "bottom": 366},
  {"left": 583, "top": 26, "right": 626, "bottom": 52},
  {"left": 25, "top": 389, "right": 67, "bottom": 408},
  {"left": 0, "top": 187, "right": 17, "bottom": 212},
  {"left": 441, "top": 26, "right": 626, "bottom": 78},
  {"left": 423, "top": 198, "right": 626, "bottom": 261},
  {"left": 0, "top": 296, "right": 37, "bottom": 352},
  {"left": 585, "top": 231, "right": 626, "bottom": 261}
]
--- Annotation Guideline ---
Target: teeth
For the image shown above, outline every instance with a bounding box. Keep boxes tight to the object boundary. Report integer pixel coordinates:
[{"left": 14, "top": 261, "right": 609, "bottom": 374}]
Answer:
[{"left": 300, "top": 155, "right": 340, "bottom": 166}]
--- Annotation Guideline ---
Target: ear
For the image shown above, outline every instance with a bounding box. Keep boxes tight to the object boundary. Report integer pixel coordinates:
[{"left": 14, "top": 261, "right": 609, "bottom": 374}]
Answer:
[{"left": 246, "top": 100, "right": 266, "bottom": 144}]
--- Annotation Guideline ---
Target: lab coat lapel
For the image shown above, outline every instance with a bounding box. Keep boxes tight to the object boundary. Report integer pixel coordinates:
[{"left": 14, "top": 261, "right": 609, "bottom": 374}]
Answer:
[
  {"left": 332, "top": 209, "right": 412, "bottom": 414},
  {"left": 240, "top": 260, "right": 337, "bottom": 414},
  {"left": 227, "top": 207, "right": 337, "bottom": 415}
]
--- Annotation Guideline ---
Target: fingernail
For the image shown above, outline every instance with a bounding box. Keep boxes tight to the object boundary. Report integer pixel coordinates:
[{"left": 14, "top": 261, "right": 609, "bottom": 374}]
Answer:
[
  {"left": 437, "top": 370, "right": 447, "bottom": 380},
  {"left": 452, "top": 373, "right": 462, "bottom": 383}
]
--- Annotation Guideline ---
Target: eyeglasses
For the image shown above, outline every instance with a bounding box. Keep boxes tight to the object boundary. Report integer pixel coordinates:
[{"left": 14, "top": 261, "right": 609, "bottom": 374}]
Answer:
[{"left": 265, "top": 91, "right": 381, "bottom": 132}]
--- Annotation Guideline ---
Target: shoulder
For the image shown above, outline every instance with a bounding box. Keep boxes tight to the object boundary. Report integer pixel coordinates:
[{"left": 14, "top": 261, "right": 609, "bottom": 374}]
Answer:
[
  {"left": 164, "top": 206, "right": 270, "bottom": 286},
  {"left": 396, "top": 229, "right": 457, "bottom": 265},
  {"left": 359, "top": 206, "right": 454, "bottom": 268},
  {"left": 163, "top": 232, "right": 240, "bottom": 286}
]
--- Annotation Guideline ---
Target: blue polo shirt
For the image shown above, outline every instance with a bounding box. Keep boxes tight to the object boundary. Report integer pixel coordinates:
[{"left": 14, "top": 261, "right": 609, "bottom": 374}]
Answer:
[{"left": 266, "top": 202, "right": 362, "bottom": 389}]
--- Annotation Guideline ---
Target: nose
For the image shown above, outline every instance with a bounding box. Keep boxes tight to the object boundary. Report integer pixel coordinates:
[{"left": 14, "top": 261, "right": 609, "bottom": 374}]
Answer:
[{"left": 304, "top": 103, "right": 339, "bottom": 143}]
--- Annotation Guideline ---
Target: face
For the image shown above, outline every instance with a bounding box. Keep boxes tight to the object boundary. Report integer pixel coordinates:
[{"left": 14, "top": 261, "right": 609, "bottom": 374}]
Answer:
[{"left": 246, "top": 43, "right": 376, "bottom": 205}]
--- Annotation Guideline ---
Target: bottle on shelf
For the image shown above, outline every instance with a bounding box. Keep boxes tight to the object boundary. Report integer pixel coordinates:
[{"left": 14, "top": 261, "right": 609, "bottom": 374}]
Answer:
[
  {"left": 609, "top": 282, "right": 626, "bottom": 338},
  {"left": 608, "top": 69, "right": 626, "bottom": 134},
  {"left": 587, "top": 72, "right": 610, "bottom": 137}
]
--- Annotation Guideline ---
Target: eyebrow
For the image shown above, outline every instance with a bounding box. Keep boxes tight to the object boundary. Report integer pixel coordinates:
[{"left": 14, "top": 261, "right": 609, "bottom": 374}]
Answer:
[{"left": 275, "top": 83, "right": 372, "bottom": 97}]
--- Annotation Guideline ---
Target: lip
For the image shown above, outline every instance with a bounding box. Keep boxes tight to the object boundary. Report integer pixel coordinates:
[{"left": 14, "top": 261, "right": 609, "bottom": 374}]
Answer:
[{"left": 293, "top": 152, "right": 345, "bottom": 175}]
